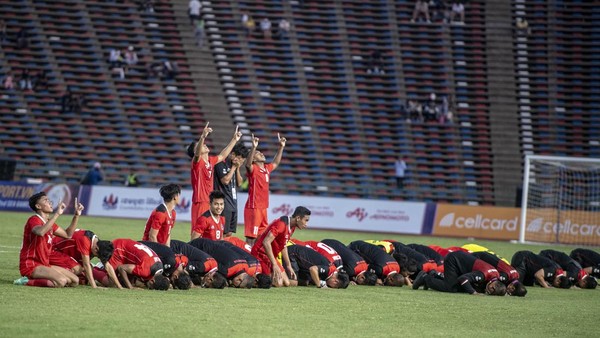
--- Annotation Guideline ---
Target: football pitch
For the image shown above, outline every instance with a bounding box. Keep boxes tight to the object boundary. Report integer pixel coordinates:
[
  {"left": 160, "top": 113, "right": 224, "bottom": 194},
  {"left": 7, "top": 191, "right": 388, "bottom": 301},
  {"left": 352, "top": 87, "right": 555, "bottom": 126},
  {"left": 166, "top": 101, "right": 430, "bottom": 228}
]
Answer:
[{"left": 1, "top": 211, "right": 598, "bottom": 337}]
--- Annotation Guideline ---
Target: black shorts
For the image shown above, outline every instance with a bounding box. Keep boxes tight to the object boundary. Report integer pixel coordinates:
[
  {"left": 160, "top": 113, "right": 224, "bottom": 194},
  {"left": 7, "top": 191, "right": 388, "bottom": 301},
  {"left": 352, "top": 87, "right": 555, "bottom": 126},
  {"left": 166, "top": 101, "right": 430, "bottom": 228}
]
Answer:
[{"left": 222, "top": 207, "right": 238, "bottom": 234}]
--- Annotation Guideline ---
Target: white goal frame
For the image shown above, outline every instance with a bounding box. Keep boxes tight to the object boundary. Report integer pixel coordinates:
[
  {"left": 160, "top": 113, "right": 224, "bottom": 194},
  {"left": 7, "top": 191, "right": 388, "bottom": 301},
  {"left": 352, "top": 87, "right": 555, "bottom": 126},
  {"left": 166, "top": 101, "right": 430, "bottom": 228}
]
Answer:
[{"left": 519, "top": 155, "right": 600, "bottom": 244}]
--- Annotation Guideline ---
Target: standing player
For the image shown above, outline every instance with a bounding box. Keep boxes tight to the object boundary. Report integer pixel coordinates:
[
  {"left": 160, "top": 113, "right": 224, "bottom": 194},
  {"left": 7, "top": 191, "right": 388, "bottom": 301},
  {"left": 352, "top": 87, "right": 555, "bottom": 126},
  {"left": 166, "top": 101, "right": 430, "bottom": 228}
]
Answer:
[
  {"left": 251, "top": 206, "right": 310, "bottom": 287},
  {"left": 16, "top": 192, "right": 83, "bottom": 288},
  {"left": 214, "top": 142, "right": 248, "bottom": 237},
  {"left": 321, "top": 239, "right": 378, "bottom": 286},
  {"left": 191, "top": 190, "right": 226, "bottom": 240},
  {"left": 188, "top": 122, "right": 242, "bottom": 227},
  {"left": 51, "top": 229, "right": 113, "bottom": 288},
  {"left": 348, "top": 240, "right": 405, "bottom": 286},
  {"left": 286, "top": 244, "right": 349, "bottom": 289},
  {"left": 413, "top": 251, "right": 506, "bottom": 296},
  {"left": 510, "top": 250, "right": 571, "bottom": 289},
  {"left": 104, "top": 239, "right": 170, "bottom": 290},
  {"left": 539, "top": 249, "right": 597, "bottom": 289},
  {"left": 142, "top": 184, "right": 181, "bottom": 246},
  {"left": 244, "top": 133, "right": 286, "bottom": 245}
]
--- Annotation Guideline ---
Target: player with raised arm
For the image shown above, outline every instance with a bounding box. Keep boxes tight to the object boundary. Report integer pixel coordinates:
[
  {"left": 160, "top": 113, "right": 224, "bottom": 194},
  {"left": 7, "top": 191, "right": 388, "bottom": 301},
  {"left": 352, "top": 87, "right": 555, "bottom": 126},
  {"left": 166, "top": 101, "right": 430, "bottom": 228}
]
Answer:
[
  {"left": 214, "top": 142, "right": 248, "bottom": 237},
  {"left": 188, "top": 122, "right": 242, "bottom": 227},
  {"left": 251, "top": 206, "right": 309, "bottom": 287},
  {"left": 142, "top": 184, "right": 181, "bottom": 247},
  {"left": 244, "top": 133, "right": 286, "bottom": 245},
  {"left": 191, "top": 190, "right": 226, "bottom": 240},
  {"left": 16, "top": 193, "right": 84, "bottom": 288}
]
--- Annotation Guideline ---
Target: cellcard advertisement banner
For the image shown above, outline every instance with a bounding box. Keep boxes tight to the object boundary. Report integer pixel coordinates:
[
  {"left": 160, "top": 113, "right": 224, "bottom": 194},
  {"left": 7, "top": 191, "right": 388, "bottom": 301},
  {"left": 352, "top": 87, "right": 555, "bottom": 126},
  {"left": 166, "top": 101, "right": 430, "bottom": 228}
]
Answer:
[
  {"left": 0, "top": 181, "right": 79, "bottom": 214},
  {"left": 432, "top": 204, "right": 521, "bottom": 240}
]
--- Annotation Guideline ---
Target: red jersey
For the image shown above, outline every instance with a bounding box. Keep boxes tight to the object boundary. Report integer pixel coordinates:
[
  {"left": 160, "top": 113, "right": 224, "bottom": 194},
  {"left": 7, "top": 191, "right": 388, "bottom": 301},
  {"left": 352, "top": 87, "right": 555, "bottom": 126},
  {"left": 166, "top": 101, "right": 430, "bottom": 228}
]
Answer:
[
  {"left": 291, "top": 239, "right": 342, "bottom": 268},
  {"left": 19, "top": 215, "right": 59, "bottom": 269},
  {"left": 251, "top": 217, "right": 290, "bottom": 258},
  {"left": 142, "top": 203, "right": 176, "bottom": 245},
  {"left": 223, "top": 236, "right": 253, "bottom": 253},
  {"left": 191, "top": 156, "right": 219, "bottom": 203},
  {"left": 472, "top": 259, "right": 500, "bottom": 281},
  {"left": 245, "top": 163, "right": 274, "bottom": 209},
  {"left": 108, "top": 239, "right": 162, "bottom": 281},
  {"left": 192, "top": 210, "right": 225, "bottom": 240},
  {"left": 52, "top": 229, "right": 94, "bottom": 263}
]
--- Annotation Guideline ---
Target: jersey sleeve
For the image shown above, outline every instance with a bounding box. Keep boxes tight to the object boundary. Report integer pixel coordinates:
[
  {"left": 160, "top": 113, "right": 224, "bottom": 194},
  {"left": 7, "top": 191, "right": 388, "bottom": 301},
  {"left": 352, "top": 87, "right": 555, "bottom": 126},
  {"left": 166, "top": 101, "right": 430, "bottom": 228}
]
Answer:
[
  {"left": 214, "top": 162, "right": 227, "bottom": 180},
  {"left": 457, "top": 271, "right": 484, "bottom": 294},
  {"left": 192, "top": 217, "right": 207, "bottom": 236}
]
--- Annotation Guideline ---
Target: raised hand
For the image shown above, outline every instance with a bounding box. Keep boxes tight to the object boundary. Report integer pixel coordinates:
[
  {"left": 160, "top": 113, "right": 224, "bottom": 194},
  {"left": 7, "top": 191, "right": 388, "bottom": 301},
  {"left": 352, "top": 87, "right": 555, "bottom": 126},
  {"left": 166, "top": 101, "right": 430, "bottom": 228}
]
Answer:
[
  {"left": 232, "top": 125, "right": 242, "bottom": 141},
  {"left": 74, "top": 197, "right": 84, "bottom": 216},
  {"left": 251, "top": 133, "right": 259, "bottom": 148},
  {"left": 201, "top": 121, "right": 213, "bottom": 138},
  {"left": 277, "top": 133, "right": 286, "bottom": 147},
  {"left": 56, "top": 201, "right": 67, "bottom": 215}
]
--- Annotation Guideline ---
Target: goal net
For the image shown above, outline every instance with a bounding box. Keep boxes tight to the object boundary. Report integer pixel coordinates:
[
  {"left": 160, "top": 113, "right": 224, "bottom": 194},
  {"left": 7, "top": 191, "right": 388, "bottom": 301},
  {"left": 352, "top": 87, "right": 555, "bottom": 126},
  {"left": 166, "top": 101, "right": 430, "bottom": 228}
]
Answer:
[{"left": 519, "top": 155, "right": 600, "bottom": 245}]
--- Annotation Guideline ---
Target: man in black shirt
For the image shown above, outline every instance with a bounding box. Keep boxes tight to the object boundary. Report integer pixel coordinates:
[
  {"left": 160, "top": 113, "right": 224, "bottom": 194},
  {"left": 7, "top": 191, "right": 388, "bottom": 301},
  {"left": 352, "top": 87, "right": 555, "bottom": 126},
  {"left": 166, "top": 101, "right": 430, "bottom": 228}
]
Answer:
[
  {"left": 287, "top": 244, "right": 349, "bottom": 288},
  {"left": 540, "top": 249, "right": 596, "bottom": 289},
  {"left": 213, "top": 142, "right": 248, "bottom": 237},
  {"left": 321, "top": 239, "right": 377, "bottom": 285},
  {"left": 189, "top": 238, "right": 254, "bottom": 288},
  {"left": 349, "top": 240, "right": 404, "bottom": 286},
  {"left": 511, "top": 250, "right": 571, "bottom": 288},
  {"left": 570, "top": 248, "right": 600, "bottom": 278}
]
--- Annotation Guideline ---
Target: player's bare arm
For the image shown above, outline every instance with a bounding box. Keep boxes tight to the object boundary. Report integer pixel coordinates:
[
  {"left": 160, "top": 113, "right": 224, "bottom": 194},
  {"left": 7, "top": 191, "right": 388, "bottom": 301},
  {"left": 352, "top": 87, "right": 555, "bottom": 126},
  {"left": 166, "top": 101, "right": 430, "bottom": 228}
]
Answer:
[
  {"left": 308, "top": 266, "right": 321, "bottom": 287},
  {"left": 33, "top": 201, "right": 66, "bottom": 236},
  {"left": 65, "top": 197, "right": 85, "bottom": 238},
  {"left": 534, "top": 269, "right": 551, "bottom": 288},
  {"left": 220, "top": 156, "right": 240, "bottom": 185},
  {"left": 281, "top": 246, "right": 296, "bottom": 281},
  {"left": 81, "top": 254, "right": 98, "bottom": 288},
  {"left": 245, "top": 133, "right": 259, "bottom": 173},
  {"left": 234, "top": 159, "right": 244, "bottom": 187},
  {"left": 148, "top": 228, "right": 159, "bottom": 243},
  {"left": 217, "top": 125, "right": 242, "bottom": 162},
  {"left": 105, "top": 263, "right": 124, "bottom": 289},
  {"left": 194, "top": 122, "right": 212, "bottom": 163},
  {"left": 271, "top": 133, "right": 286, "bottom": 170},
  {"left": 117, "top": 264, "right": 135, "bottom": 289}
]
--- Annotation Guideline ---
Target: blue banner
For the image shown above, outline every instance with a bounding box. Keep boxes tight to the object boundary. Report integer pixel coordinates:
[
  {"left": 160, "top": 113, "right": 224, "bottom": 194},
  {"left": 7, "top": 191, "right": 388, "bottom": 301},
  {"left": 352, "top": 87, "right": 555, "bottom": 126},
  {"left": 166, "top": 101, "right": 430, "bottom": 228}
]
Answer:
[{"left": 0, "top": 181, "right": 84, "bottom": 214}]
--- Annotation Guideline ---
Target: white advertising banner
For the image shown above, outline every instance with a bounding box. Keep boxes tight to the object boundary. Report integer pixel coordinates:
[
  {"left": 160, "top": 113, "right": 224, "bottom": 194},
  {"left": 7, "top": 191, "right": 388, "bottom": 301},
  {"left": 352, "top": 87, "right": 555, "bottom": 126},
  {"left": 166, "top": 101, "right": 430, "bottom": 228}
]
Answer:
[
  {"left": 86, "top": 187, "right": 425, "bottom": 234},
  {"left": 237, "top": 194, "right": 426, "bottom": 234}
]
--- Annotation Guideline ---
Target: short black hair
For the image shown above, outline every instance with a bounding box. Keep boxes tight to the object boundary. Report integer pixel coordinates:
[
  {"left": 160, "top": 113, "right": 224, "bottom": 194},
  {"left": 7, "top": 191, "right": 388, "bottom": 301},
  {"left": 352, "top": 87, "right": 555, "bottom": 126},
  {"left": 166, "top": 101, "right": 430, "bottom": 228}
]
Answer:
[
  {"left": 511, "top": 281, "right": 527, "bottom": 297},
  {"left": 581, "top": 275, "right": 597, "bottom": 289},
  {"left": 97, "top": 240, "right": 114, "bottom": 264},
  {"left": 557, "top": 275, "right": 572, "bottom": 289},
  {"left": 232, "top": 142, "right": 249, "bottom": 158},
  {"left": 159, "top": 184, "right": 181, "bottom": 202},
  {"left": 337, "top": 271, "right": 350, "bottom": 289},
  {"left": 256, "top": 273, "right": 272, "bottom": 289},
  {"left": 362, "top": 270, "right": 378, "bottom": 286},
  {"left": 28, "top": 192, "right": 46, "bottom": 211},
  {"left": 210, "top": 272, "right": 227, "bottom": 289},
  {"left": 239, "top": 273, "right": 255, "bottom": 289},
  {"left": 191, "top": 274, "right": 203, "bottom": 286},
  {"left": 291, "top": 206, "right": 311, "bottom": 218},
  {"left": 209, "top": 190, "right": 225, "bottom": 203},
  {"left": 384, "top": 273, "right": 404, "bottom": 287},
  {"left": 488, "top": 280, "right": 507, "bottom": 296},
  {"left": 174, "top": 273, "right": 192, "bottom": 290},
  {"left": 153, "top": 274, "right": 171, "bottom": 291},
  {"left": 186, "top": 142, "right": 196, "bottom": 159}
]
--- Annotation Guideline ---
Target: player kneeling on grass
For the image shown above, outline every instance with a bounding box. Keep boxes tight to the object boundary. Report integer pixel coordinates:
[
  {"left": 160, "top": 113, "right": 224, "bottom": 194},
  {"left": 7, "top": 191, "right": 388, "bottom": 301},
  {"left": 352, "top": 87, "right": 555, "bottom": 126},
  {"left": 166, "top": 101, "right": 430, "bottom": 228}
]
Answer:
[
  {"left": 413, "top": 251, "right": 506, "bottom": 296},
  {"left": 15, "top": 192, "right": 84, "bottom": 288},
  {"left": 321, "top": 239, "right": 377, "bottom": 286},
  {"left": 103, "top": 239, "right": 170, "bottom": 290},
  {"left": 348, "top": 240, "right": 405, "bottom": 287},
  {"left": 511, "top": 250, "right": 571, "bottom": 289},
  {"left": 286, "top": 244, "right": 350, "bottom": 289},
  {"left": 570, "top": 248, "right": 600, "bottom": 279},
  {"left": 539, "top": 249, "right": 597, "bottom": 290}
]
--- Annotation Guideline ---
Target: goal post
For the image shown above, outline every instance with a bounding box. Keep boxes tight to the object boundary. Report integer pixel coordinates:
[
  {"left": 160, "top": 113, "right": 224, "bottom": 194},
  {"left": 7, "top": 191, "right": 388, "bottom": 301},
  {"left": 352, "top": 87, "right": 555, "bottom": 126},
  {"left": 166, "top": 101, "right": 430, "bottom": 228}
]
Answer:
[{"left": 519, "top": 155, "right": 600, "bottom": 245}]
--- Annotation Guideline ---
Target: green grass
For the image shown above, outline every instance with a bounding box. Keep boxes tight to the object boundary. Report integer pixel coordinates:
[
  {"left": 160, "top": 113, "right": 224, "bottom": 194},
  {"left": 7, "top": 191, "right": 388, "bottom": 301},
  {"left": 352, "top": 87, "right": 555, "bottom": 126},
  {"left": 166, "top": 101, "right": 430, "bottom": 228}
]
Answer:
[{"left": 1, "top": 211, "right": 599, "bottom": 337}]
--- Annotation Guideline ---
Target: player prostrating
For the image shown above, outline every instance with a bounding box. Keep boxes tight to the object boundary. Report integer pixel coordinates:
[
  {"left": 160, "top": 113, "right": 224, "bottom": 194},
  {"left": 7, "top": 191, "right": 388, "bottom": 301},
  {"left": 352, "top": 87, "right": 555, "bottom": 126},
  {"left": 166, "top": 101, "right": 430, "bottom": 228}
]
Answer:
[
  {"left": 188, "top": 122, "right": 242, "bottom": 228},
  {"left": 244, "top": 132, "right": 286, "bottom": 245},
  {"left": 16, "top": 193, "right": 84, "bottom": 288}
]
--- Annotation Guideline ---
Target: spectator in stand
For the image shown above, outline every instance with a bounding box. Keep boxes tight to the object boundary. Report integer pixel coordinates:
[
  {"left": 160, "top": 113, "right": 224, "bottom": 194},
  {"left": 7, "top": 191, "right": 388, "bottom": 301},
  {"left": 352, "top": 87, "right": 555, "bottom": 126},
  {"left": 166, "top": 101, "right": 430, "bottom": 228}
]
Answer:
[
  {"left": 429, "top": 0, "right": 448, "bottom": 23},
  {"left": 81, "top": 162, "right": 104, "bottom": 186},
  {"left": 440, "top": 95, "right": 453, "bottom": 123},
  {"left": 189, "top": 0, "right": 202, "bottom": 25},
  {"left": 0, "top": 20, "right": 7, "bottom": 45},
  {"left": 394, "top": 156, "right": 407, "bottom": 190},
  {"left": 275, "top": 19, "right": 290, "bottom": 39},
  {"left": 2, "top": 72, "right": 15, "bottom": 90},
  {"left": 19, "top": 68, "right": 33, "bottom": 91},
  {"left": 138, "top": 0, "right": 155, "bottom": 13},
  {"left": 109, "top": 48, "right": 125, "bottom": 79},
  {"left": 367, "top": 50, "right": 385, "bottom": 74},
  {"left": 260, "top": 18, "right": 272, "bottom": 40},
  {"left": 194, "top": 18, "right": 207, "bottom": 48},
  {"left": 241, "top": 14, "right": 256, "bottom": 37},
  {"left": 16, "top": 27, "right": 29, "bottom": 49},
  {"left": 516, "top": 17, "right": 531, "bottom": 36},
  {"left": 411, "top": 0, "right": 431, "bottom": 23},
  {"left": 33, "top": 70, "right": 49, "bottom": 91},
  {"left": 423, "top": 93, "right": 440, "bottom": 122},
  {"left": 162, "top": 60, "right": 178, "bottom": 79},
  {"left": 124, "top": 46, "right": 138, "bottom": 67},
  {"left": 449, "top": 2, "right": 465, "bottom": 25},
  {"left": 406, "top": 99, "right": 422, "bottom": 123}
]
